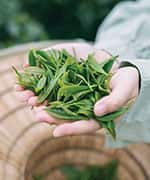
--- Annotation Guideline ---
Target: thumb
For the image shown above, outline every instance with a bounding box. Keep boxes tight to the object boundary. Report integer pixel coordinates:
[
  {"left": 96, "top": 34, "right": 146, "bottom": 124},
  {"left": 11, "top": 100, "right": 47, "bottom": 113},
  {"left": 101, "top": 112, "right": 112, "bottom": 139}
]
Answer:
[{"left": 94, "top": 85, "right": 131, "bottom": 116}]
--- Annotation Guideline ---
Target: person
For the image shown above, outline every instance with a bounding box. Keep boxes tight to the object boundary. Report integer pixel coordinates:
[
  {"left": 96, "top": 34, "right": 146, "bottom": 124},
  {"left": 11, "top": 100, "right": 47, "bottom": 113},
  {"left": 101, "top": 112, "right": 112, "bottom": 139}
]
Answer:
[{"left": 15, "top": 0, "right": 150, "bottom": 147}]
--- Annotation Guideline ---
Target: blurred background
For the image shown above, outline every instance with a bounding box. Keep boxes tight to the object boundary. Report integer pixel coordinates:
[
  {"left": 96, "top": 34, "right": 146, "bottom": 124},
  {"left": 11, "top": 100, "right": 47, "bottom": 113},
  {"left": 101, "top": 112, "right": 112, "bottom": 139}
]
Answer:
[
  {"left": 1, "top": 1, "right": 150, "bottom": 180},
  {"left": 0, "top": 0, "right": 132, "bottom": 49}
]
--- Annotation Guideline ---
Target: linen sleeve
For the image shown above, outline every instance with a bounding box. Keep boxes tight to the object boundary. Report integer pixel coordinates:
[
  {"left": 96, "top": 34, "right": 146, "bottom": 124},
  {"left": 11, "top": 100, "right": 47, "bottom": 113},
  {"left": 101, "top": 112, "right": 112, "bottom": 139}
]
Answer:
[
  {"left": 94, "top": 0, "right": 150, "bottom": 147},
  {"left": 105, "top": 59, "right": 150, "bottom": 147}
]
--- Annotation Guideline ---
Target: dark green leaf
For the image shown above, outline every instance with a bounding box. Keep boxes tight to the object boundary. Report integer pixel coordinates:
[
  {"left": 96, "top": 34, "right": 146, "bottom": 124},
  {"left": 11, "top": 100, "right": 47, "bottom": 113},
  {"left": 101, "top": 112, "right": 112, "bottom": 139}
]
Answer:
[
  {"left": 102, "top": 56, "right": 118, "bottom": 73},
  {"left": 29, "top": 49, "right": 37, "bottom": 66},
  {"left": 87, "top": 54, "right": 108, "bottom": 75},
  {"left": 25, "top": 66, "right": 45, "bottom": 75},
  {"left": 45, "top": 107, "right": 86, "bottom": 120},
  {"left": 36, "top": 75, "right": 47, "bottom": 93},
  {"left": 96, "top": 106, "right": 129, "bottom": 122}
]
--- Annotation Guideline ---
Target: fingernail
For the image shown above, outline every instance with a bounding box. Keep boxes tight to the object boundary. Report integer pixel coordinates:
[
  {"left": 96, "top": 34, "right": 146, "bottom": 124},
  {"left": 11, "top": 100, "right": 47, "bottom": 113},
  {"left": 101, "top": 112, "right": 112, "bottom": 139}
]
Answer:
[
  {"left": 14, "top": 84, "right": 24, "bottom": 91},
  {"left": 23, "top": 63, "right": 29, "bottom": 68},
  {"left": 94, "top": 103, "right": 107, "bottom": 116},
  {"left": 53, "top": 130, "right": 61, "bottom": 137}
]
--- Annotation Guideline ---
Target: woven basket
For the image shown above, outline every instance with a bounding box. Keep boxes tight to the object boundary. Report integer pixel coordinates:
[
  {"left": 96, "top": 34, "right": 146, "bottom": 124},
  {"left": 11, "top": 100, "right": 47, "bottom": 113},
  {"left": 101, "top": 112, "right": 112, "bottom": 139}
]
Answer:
[{"left": 0, "top": 41, "right": 150, "bottom": 180}]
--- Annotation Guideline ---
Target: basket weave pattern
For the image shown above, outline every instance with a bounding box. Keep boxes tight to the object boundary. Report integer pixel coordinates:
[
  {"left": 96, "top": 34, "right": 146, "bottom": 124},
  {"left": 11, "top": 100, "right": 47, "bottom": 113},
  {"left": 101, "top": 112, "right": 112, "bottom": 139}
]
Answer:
[{"left": 0, "top": 42, "right": 149, "bottom": 180}]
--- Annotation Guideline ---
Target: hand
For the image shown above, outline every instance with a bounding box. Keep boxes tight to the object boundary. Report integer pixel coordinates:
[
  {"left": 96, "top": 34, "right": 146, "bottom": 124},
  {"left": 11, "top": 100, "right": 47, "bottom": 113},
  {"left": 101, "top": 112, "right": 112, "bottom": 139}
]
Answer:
[{"left": 15, "top": 42, "right": 139, "bottom": 137}]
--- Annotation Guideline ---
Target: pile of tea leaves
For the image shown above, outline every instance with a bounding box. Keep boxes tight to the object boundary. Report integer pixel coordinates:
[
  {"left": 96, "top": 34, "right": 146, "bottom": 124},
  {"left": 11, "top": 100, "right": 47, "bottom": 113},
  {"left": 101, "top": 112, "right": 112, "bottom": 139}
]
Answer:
[
  {"left": 61, "top": 160, "right": 118, "bottom": 180},
  {"left": 34, "top": 160, "right": 118, "bottom": 180},
  {"left": 13, "top": 49, "right": 129, "bottom": 138}
]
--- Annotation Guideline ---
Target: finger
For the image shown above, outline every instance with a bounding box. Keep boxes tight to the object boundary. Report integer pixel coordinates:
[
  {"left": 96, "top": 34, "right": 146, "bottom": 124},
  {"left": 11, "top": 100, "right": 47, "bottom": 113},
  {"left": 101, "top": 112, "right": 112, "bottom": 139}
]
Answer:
[
  {"left": 23, "top": 63, "right": 29, "bottom": 68},
  {"left": 53, "top": 119, "right": 100, "bottom": 137},
  {"left": 93, "top": 49, "right": 120, "bottom": 73},
  {"left": 14, "top": 84, "right": 24, "bottom": 91},
  {"left": 94, "top": 84, "right": 131, "bottom": 116},
  {"left": 110, "top": 61, "right": 120, "bottom": 73},
  {"left": 28, "top": 96, "right": 48, "bottom": 106},
  {"left": 33, "top": 105, "right": 45, "bottom": 113},
  {"left": 34, "top": 106, "right": 59, "bottom": 123},
  {"left": 28, "top": 96, "right": 38, "bottom": 106},
  {"left": 44, "top": 42, "right": 93, "bottom": 60},
  {"left": 34, "top": 106, "right": 71, "bottom": 124},
  {"left": 35, "top": 110, "right": 57, "bottom": 124},
  {"left": 41, "top": 100, "right": 48, "bottom": 106},
  {"left": 94, "top": 49, "right": 111, "bottom": 63},
  {"left": 16, "top": 90, "right": 35, "bottom": 102},
  {"left": 94, "top": 67, "right": 139, "bottom": 116},
  {"left": 110, "top": 67, "right": 139, "bottom": 97}
]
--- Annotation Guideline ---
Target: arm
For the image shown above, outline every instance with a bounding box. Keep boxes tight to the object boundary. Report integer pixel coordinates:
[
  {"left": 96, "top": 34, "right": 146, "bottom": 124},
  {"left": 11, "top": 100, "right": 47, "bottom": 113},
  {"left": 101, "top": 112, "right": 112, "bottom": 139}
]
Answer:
[
  {"left": 95, "top": 0, "right": 150, "bottom": 59},
  {"left": 105, "top": 59, "right": 150, "bottom": 147},
  {"left": 95, "top": 0, "right": 150, "bottom": 147}
]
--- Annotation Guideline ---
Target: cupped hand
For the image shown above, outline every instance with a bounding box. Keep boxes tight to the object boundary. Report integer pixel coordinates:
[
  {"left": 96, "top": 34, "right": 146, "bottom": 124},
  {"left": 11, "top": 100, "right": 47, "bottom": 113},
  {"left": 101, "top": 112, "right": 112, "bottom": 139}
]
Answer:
[{"left": 15, "top": 42, "right": 139, "bottom": 137}]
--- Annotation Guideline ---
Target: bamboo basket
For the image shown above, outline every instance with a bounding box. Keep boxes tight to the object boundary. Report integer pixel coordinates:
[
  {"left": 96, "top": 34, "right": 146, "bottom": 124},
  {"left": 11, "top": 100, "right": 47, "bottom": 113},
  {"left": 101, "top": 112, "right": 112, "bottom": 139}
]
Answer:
[{"left": 0, "top": 41, "right": 150, "bottom": 180}]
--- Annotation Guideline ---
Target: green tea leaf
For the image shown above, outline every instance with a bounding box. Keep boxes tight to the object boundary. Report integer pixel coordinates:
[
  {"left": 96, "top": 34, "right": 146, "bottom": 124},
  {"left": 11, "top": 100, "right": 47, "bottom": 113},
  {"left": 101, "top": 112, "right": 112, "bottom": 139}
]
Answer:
[
  {"left": 36, "top": 75, "right": 47, "bottom": 93},
  {"left": 58, "top": 85, "right": 89, "bottom": 99},
  {"left": 87, "top": 54, "right": 108, "bottom": 75},
  {"left": 101, "top": 56, "right": 118, "bottom": 73},
  {"left": 107, "top": 120, "right": 116, "bottom": 139},
  {"left": 37, "top": 63, "right": 67, "bottom": 103},
  {"left": 29, "top": 49, "right": 36, "bottom": 66},
  {"left": 100, "top": 121, "right": 116, "bottom": 139},
  {"left": 45, "top": 107, "right": 86, "bottom": 120},
  {"left": 96, "top": 106, "right": 128, "bottom": 122},
  {"left": 12, "top": 66, "right": 21, "bottom": 77},
  {"left": 25, "top": 66, "right": 45, "bottom": 75},
  {"left": 58, "top": 71, "right": 73, "bottom": 87},
  {"left": 36, "top": 50, "right": 57, "bottom": 70}
]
